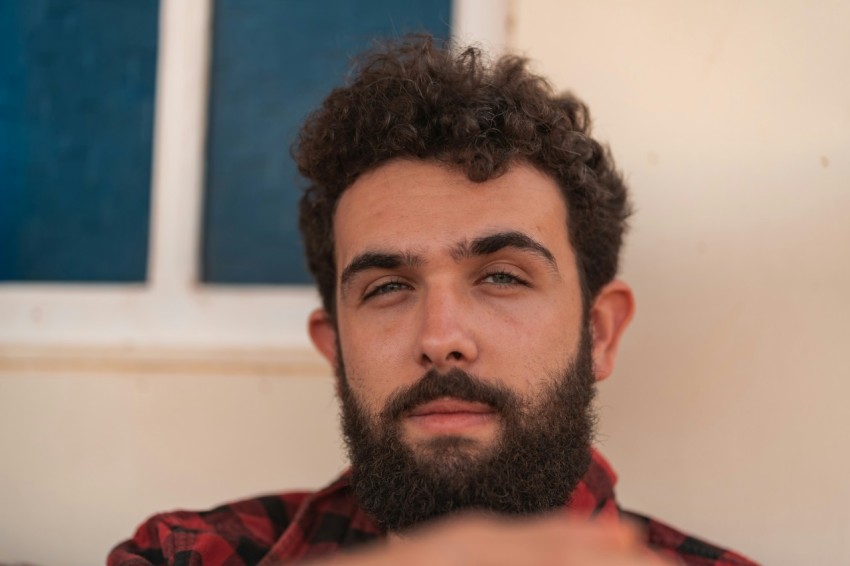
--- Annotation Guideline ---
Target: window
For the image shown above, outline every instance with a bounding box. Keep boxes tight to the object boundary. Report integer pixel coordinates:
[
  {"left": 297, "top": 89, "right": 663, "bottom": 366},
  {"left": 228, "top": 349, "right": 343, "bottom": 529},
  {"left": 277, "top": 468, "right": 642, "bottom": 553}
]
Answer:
[
  {"left": 0, "top": 0, "right": 507, "bottom": 375},
  {"left": 0, "top": 0, "right": 159, "bottom": 283},
  {"left": 203, "top": 0, "right": 451, "bottom": 284}
]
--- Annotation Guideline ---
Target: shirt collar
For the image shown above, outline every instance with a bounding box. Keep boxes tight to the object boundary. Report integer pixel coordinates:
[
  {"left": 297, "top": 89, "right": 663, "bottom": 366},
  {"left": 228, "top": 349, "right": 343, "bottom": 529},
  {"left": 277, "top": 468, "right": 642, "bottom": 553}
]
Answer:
[{"left": 564, "top": 449, "right": 620, "bottom": 520}]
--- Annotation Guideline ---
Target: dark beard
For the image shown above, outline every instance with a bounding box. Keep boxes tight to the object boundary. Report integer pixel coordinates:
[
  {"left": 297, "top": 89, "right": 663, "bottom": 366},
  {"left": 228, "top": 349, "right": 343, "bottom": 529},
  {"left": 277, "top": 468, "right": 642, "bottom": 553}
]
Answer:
[{"left": 336, "top": 325, "right": 597, "bottom": 533}]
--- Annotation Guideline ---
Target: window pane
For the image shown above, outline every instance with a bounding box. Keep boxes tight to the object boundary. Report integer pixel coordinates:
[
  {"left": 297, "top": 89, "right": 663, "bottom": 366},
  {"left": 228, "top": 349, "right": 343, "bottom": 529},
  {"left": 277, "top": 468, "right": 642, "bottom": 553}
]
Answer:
[
  {"left": 202, "top": 0, "right": 452, "bottom": 284},
  {"left": 0, "top": 0, "right": 159, "bottom": 282}
]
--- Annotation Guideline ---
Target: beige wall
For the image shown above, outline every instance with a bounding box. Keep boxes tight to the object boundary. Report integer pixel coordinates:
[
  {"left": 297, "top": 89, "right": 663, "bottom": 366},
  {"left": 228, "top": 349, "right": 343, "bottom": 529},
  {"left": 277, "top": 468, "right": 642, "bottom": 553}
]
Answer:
[
  {"left": 0, "top": 371, "right": 345, "bottom": 566},
  {"left": 1, "top": 1, "right": 848, "bottom": 565},
  {"left": 510, "top": 1, "right": 850, "bottom": 564}
]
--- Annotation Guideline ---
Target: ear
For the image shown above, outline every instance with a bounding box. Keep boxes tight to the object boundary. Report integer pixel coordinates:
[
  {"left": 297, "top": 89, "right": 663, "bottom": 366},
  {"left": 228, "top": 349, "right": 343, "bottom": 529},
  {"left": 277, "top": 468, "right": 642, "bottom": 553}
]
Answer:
[
  {"left": 308, "top": 308, "right": 338, "bottom": 368},
  {"left": 589, "top": 279, "right": 635, "bottom": 382}
]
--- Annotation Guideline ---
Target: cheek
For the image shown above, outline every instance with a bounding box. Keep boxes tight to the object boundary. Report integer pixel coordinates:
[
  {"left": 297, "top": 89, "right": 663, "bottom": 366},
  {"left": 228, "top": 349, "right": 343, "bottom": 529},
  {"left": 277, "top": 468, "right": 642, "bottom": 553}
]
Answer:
[
  {"left": 338, "top": 321, "right": 412, "bottom": 412},
  {"left": 495, "top": 294, "right": 581, "bottom": 340},
  {"left": 481, "top": 295, "right": 582, "bottom": 375}
]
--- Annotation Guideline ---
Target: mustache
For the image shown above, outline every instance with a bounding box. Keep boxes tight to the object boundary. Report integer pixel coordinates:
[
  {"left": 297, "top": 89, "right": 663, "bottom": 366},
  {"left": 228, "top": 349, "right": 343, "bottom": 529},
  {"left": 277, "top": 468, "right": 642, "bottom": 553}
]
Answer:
[{"left": 380, "top": 368, "right": 520, "bottom": 422}]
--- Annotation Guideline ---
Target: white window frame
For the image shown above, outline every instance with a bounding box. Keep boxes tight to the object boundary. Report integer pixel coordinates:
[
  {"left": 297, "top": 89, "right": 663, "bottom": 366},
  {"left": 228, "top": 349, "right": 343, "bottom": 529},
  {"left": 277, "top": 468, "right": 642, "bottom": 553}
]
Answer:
[{"left": 0, "top": 0, "right": 508, "bottom": 376}]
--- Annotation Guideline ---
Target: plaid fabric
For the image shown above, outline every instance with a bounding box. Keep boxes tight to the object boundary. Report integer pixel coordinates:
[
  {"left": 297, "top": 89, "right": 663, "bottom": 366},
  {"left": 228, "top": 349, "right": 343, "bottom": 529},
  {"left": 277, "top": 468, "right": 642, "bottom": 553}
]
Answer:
[{"left": 108, "top": 451, "right": 757, "bottom": 565}]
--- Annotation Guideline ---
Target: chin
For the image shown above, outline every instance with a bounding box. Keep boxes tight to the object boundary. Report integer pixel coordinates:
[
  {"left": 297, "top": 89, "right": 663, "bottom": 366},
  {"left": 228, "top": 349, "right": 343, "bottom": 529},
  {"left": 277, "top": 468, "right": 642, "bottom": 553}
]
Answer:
[{"left": 408, "top": 435, "right": 500, "bottom": 475}]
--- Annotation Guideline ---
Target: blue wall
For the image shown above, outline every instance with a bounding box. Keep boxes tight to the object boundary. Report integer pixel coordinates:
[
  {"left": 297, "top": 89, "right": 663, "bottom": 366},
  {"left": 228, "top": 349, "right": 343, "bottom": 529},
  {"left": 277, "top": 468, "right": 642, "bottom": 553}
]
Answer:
[
  {"left": 202, "top": 0, "right": 452, "bottom": 284},
  {"left": 0, "top": 0, "right": 158, "bottom": 282}
]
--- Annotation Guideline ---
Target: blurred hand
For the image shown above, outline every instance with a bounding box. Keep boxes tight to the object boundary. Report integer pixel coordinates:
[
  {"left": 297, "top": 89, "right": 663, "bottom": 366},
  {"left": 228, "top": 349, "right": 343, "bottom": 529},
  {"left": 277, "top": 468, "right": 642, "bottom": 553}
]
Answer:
[{"left": 315, "top": 512, "right": 675, "bottom": 566}]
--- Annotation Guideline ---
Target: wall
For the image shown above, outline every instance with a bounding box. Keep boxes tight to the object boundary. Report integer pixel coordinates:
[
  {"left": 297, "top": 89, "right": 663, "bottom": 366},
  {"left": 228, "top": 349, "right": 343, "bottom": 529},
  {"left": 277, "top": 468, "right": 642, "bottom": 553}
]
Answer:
[
  {"left": 509, "top": 1, "right": 850, "bottom": 564},
  {"left": 1, "top": 1, "right": 848, "bottom": 565},
  {"left": 0, "top": 370, "right": 345, "bottom": 566}
]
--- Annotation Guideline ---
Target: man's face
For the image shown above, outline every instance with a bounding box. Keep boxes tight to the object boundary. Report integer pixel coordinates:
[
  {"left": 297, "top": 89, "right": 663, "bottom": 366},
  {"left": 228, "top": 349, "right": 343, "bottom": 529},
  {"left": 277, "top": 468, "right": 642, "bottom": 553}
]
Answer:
[
  {"left": 318, "top": 159, "right": 598, "bottom": 529},
  {"left": 333, "top": 159, "right": 586, "bottom": 444}
]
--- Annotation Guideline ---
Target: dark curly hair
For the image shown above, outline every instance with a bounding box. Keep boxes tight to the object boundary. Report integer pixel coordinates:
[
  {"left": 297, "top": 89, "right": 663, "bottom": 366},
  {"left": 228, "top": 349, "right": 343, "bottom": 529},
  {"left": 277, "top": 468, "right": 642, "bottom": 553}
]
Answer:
[{"left": 295, "top": 35, "right": 630, "bottom": 318}]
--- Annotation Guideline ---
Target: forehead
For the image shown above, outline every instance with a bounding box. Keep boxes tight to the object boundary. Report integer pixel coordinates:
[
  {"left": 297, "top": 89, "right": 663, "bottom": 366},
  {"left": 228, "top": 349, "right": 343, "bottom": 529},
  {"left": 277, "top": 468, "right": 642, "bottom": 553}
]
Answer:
[{"left": 333, "top": 160, "right": 572, "bottom": 265}]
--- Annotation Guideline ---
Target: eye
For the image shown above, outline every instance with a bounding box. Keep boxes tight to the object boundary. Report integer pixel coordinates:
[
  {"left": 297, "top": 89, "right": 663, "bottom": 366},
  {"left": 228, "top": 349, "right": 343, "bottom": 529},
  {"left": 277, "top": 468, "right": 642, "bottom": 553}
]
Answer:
[
  {"left": 481, "top": 269, "right": 529, "bottom": 287},
  {"left": 363, "top": 278, "right": 411, "bottom": 301}
]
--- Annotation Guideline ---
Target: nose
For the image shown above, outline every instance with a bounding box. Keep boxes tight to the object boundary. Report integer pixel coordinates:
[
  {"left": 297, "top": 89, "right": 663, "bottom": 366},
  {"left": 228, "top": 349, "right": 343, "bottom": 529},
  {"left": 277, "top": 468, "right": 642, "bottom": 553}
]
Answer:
[{"left": 417, "top": 285, "right": 479, "bottom": 371}]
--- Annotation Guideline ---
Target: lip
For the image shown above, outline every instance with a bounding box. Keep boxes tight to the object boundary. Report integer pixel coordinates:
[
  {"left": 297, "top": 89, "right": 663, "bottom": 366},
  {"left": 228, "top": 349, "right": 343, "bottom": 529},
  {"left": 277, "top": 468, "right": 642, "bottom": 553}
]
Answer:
[
  {"left": 407, "top": 397, "right": 495, "bottom": 417},
  {"left": 404, "top": 397, "right": 497, "bottom": 434}
]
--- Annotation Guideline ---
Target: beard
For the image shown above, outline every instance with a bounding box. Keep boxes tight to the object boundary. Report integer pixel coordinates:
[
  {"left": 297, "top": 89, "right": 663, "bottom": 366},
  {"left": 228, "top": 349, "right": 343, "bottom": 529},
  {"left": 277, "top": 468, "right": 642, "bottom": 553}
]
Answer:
[{"left": 336, "top": 324, "right": 597, "bottom": 533}]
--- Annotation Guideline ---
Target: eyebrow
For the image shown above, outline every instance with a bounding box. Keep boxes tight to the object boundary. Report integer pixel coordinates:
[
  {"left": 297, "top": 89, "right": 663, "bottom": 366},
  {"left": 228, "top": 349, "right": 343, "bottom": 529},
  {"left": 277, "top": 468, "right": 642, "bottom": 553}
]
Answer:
[
  {"left": 454, "top": 231, "right": 559, "bottom": 272},
  {"left": 340, "top": 251, "right": 423, "bottom": 291},
  {"left": 339, "top": 230, "right": 559, "bottom": 295}
]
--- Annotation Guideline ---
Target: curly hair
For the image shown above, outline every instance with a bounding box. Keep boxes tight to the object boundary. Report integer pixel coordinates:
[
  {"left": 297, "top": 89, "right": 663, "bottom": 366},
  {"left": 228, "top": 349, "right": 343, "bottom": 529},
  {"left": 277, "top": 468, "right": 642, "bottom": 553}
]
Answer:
[{"left": 295, "top": 35, "right": 630, "bottom": 317}]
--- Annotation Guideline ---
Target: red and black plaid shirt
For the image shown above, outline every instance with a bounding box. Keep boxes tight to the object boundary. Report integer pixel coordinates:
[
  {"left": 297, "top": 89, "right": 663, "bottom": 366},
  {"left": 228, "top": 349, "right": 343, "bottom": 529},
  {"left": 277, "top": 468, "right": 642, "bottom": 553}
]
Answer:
[{"left": 108, "top": 451, "right": 757, "bottom": 565}]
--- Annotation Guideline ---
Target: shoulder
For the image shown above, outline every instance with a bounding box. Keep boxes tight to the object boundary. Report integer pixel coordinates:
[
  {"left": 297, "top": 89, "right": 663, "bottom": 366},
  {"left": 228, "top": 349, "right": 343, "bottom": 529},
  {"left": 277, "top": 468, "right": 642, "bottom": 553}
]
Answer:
[
  {"left": 621, "top": 509, "right": 759, "bottom": 566},
  {"left": 107, "top": 491, "right": 311, "bottom": 566},
  {"left": 108, "top": 473, "right": 382, "bottom": 566}
]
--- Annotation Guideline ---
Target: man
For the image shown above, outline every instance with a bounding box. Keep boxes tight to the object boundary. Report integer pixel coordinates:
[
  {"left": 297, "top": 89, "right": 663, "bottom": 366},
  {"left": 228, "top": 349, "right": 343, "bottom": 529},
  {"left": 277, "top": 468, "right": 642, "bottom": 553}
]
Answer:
[{"left": 110, "top": 36, "right": 756, "bottom": 565}]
